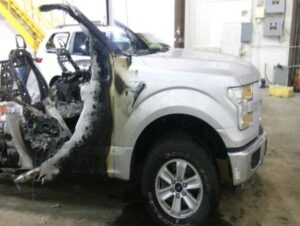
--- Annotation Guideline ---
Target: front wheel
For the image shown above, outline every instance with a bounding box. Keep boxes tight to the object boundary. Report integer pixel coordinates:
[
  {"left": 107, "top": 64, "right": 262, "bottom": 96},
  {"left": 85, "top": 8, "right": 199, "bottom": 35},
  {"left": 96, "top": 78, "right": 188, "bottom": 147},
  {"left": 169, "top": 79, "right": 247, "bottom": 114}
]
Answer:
[{"left": 142, "top": 134, "right": 220, "bottom": 226}]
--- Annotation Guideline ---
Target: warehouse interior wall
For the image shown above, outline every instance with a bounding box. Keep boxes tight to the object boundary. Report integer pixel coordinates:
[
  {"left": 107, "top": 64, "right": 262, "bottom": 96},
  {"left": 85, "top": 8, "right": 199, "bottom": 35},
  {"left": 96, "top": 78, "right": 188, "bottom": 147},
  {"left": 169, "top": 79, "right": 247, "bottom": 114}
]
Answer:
[
  {"left": 110, "top": 0, "right": 175, "bottom": 46},
  {"left": 0, "top": 15, "right": 17, "bottom": 60},
  {"left": 185, "top": 0, "right": 294, "bottom": 81}
]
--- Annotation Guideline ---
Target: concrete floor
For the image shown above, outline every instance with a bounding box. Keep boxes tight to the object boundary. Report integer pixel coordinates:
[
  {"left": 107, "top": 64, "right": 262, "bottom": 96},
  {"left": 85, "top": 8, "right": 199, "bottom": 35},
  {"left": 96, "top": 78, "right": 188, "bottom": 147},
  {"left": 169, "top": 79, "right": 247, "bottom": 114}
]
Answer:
[{"left": 0, "top": 89, "right": 299, "bottom": 226}]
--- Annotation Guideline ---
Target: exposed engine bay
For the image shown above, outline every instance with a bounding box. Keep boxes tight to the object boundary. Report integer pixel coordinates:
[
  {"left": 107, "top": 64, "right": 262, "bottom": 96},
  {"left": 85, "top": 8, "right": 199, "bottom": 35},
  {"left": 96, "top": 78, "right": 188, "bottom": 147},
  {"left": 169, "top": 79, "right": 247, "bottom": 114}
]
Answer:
[
  {"left": 0, "top": 35, "right": 86, "bottom": 173},
  {"left": 0, "top": 4, "right": 122, "bottom": 183}
]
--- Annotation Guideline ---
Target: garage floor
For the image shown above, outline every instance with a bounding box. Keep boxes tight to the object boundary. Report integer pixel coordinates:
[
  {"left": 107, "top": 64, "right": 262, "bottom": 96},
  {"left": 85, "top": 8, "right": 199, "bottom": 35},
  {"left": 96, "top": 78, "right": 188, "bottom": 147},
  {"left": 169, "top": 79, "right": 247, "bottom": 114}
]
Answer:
[{"left": 0, "top": 90, "right": 299, "bottom": 226}]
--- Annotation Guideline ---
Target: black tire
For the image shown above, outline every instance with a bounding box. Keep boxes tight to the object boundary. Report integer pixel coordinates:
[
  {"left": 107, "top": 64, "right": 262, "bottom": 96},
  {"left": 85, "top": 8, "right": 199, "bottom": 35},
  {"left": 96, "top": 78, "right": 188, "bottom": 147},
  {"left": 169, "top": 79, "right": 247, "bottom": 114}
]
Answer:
[{"left": 141, "top": 133, "right": 220, "bottom": 226}]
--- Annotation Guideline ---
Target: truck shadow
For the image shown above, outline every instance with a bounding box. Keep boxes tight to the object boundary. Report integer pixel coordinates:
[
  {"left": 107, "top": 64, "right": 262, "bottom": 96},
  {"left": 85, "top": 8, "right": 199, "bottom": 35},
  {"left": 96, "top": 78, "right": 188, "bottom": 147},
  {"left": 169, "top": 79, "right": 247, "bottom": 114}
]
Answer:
[
  {"left": 109, "top": 200, "right": 233, "bottom": 226},
  {"left": 0, "top": 175, "right": 235, "bottom": 226}
]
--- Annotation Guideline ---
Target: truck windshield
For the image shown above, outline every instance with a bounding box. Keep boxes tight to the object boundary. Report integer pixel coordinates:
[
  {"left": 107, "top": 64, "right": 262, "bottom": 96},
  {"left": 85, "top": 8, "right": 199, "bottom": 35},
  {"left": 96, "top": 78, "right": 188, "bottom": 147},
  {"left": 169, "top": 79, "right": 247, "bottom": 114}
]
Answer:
[
  {"left": 136, "top": 33, "right": 170, "bottom": 53},
  {"left": 73, "top": 26, "right": 170, "bottom": 57},
  {"left": 112, "top": 21, "right": 170, "bottom": 56}
]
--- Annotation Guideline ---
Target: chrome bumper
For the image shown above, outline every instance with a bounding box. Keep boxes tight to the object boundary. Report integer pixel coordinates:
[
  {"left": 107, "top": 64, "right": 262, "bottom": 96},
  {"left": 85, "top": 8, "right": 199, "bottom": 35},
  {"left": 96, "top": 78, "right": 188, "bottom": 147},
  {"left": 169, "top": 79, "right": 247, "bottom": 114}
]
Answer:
[{"left": 228, "top": 129, "right": 267, "bottom": 186}]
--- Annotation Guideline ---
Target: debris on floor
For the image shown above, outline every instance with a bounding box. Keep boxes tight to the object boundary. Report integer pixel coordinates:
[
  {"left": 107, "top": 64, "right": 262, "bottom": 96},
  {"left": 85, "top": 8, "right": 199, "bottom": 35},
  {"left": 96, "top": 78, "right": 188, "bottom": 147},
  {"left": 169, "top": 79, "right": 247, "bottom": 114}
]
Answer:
[{"left": 50, "top": 203, "right": 62, "bottom": 208}]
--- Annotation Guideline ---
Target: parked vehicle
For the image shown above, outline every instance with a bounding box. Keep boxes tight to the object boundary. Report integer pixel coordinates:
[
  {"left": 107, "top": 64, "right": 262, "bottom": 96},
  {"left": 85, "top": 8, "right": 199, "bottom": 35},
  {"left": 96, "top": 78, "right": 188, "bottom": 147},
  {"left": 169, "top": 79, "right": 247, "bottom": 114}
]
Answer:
[
  {"left": 35, "top": 23, "right": 147, "bottom": 85},
  {"left": 0, "top": 4, "right": 267, "bottom": 226}
]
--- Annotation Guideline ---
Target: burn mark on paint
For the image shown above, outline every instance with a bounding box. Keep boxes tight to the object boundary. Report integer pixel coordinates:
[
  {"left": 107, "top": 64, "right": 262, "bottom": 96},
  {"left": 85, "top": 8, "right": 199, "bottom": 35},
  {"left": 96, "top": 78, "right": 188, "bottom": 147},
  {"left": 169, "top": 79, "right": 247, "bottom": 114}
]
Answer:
[
  {"left": 114, "top": 73, "right": 127, "bottom": 95},
  {"left": 132, "top": 82, "right": 146, "bottom": 107},
  {"left": 113, "top": 58, "right": 146, "bottom": 106}
]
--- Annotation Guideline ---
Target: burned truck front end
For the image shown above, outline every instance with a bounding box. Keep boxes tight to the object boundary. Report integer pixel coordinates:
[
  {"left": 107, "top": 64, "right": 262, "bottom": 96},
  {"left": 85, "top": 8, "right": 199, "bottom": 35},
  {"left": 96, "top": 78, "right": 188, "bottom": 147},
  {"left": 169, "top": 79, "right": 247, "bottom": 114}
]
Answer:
[
  {"left": 0, "top": 41, "right": 74, "bottom": 178},
  {"left": 0, "top": 4, "right": 122, "bottom": 183}
]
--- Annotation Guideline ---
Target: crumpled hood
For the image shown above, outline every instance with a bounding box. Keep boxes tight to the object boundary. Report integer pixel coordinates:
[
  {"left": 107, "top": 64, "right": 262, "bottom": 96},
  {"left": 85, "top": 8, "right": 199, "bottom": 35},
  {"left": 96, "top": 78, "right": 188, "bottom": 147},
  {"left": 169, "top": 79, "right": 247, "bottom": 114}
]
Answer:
[{"left": 139, "top": 48, "right": 260, "bottom": 85}]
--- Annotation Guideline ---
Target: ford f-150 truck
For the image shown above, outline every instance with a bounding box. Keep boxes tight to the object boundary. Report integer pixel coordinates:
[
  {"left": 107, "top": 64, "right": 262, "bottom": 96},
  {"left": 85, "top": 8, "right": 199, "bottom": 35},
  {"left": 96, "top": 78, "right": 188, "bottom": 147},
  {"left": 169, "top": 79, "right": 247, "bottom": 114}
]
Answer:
[{"left": 0, "top": 4, "right": 267, "bottom": 226}]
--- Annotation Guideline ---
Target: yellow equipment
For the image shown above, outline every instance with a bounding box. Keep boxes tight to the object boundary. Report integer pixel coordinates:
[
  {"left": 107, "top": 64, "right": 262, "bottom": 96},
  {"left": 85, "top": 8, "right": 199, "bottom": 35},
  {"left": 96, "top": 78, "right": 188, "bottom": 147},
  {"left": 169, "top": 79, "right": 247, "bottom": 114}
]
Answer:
[
  {"left": 0, "top": 0, "right": 62, "bottom": 50},
  {"left": 269, "top": 85, "right": 294, "bottom": 98}
]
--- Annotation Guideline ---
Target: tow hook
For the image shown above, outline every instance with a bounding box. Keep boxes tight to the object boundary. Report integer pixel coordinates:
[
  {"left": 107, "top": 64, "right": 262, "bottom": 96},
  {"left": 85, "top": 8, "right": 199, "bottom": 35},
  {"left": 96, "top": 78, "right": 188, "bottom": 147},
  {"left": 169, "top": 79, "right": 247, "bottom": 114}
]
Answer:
[{"left": 234, "top": 179, "right": 256, "bottom": 195}]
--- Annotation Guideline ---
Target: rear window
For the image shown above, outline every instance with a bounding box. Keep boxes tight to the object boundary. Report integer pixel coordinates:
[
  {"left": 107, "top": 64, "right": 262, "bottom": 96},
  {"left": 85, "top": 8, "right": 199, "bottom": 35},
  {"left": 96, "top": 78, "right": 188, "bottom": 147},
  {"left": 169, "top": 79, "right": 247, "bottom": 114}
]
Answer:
[
  {"left": 72, "top": 32, "right": 90, "bottom": 56},
  {"left": 46, "top": 32, "right": 70, "bottom": 53},
  {"left": 71, "top": 30, "right": 132, "bottom": 56}
]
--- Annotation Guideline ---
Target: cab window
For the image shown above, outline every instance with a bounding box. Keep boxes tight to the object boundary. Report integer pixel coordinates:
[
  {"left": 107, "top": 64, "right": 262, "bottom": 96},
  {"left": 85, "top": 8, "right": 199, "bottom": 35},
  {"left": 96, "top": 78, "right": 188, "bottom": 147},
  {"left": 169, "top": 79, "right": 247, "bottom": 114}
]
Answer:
[
  {"left": 46, "top": 32, "right": 70, "bottom": 53},
  {"left": 72, "top": 32, "right": 90, "bottom": 56}
]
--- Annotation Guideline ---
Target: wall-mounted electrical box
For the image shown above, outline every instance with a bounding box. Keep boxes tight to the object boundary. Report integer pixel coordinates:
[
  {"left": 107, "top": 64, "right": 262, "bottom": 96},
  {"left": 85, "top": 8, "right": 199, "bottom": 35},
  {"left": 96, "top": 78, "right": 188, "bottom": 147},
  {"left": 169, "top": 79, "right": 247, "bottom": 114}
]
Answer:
[
  {"left": 265, "top": 0, "right": 286, "bottom": 14},
  {"left": 241, "top": 23, "right": 252, "bottom": 43},
  {"left": 264, "top": 16, "right": 284, "bottom": 37}
]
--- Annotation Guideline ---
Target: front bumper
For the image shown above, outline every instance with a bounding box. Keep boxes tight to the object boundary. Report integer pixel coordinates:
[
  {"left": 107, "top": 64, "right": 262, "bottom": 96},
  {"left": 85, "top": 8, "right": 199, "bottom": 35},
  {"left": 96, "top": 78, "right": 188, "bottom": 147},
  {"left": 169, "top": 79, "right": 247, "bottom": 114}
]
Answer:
[{"left": 228, "top": 128, "right": 267, "bottom": 186}]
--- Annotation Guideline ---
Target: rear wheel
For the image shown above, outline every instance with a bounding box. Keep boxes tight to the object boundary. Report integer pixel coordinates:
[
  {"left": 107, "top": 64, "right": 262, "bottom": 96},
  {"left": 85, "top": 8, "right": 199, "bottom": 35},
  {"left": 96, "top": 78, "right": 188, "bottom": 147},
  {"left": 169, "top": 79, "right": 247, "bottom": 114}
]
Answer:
[{"left": 142, "top": 133, "right": 219, "bottom": 226}]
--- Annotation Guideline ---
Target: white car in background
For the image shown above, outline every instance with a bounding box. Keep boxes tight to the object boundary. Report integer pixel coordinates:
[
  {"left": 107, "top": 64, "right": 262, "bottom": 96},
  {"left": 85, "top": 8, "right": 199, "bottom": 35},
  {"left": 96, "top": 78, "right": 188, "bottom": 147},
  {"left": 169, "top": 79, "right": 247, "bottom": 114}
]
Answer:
[{"left": 35, "top": 24, "right": 136, "bottom": 84}]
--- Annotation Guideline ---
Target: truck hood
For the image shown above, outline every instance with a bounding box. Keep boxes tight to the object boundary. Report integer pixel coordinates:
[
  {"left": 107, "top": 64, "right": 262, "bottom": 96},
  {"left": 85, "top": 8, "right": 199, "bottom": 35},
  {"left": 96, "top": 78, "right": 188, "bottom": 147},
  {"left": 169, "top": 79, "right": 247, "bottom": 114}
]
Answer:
[{"left": 139, "top": 48, "right": 260, "bottom": 85}]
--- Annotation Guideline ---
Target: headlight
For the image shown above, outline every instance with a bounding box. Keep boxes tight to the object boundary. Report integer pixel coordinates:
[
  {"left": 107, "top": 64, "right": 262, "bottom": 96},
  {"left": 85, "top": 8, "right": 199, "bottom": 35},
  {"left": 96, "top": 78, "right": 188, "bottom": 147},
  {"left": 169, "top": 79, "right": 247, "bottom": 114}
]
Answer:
[
  {"left": 228, "top": 84, "right": 253, "bottom": 103},
  {"left": 228, "top": 84, "right": 253, "bottom": 130}
]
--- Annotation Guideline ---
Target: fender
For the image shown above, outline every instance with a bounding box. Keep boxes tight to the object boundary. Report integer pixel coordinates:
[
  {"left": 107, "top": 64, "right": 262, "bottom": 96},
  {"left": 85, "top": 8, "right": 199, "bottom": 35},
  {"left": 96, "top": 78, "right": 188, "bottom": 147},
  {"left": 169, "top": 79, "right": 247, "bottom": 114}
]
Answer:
[
  {"left": 119, "top": 88, "right": 235, "bottom": 147},
  {"left": 107, "top": 88, "right": 235, "bottom": 180}
]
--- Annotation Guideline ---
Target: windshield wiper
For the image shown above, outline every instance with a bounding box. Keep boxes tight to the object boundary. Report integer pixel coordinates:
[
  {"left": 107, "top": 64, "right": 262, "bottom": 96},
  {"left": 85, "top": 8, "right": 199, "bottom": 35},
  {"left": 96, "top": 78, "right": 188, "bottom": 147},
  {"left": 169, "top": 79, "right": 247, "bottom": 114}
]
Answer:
[{"left": 149, "top": 47, "right": 169, "bottom": 53}]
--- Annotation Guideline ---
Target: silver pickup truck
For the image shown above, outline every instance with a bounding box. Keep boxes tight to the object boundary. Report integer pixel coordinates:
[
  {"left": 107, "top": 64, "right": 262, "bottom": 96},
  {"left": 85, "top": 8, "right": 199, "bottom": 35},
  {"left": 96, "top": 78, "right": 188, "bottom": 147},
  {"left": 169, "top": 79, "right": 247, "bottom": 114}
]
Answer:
[{"left": 0, "top": 4, "right": 267, "bottom": 226}]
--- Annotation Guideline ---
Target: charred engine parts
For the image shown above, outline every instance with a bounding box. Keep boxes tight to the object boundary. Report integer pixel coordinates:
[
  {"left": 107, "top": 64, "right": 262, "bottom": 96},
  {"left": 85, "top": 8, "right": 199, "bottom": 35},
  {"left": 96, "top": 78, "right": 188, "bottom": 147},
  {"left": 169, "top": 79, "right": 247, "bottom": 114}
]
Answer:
[
  {"left": 21, "top": 112, "right": 68, "bottom": 166},
  {"left": 0, "top": 60, "right": 31, "bottom": 104},
  {"left": 56, "top": 47, "right": 81, "bottom": 73},
  {"left": 0, "top": 35, "right": 83, "bottom": 172},
  {"left": 0, "top": 61, "right": 14, "bottom": 97},
  {"left": 51, "top": 46, "right": 90, "bottom": 119},
  {"left": 8, "top": 48, "right": 49, "bottom": 103},
  {"left": 0, "top": 3, "right": 128, "bottom": 183},
  {"left": 0, "top": 141, "right": 19, "bottom": 168}
]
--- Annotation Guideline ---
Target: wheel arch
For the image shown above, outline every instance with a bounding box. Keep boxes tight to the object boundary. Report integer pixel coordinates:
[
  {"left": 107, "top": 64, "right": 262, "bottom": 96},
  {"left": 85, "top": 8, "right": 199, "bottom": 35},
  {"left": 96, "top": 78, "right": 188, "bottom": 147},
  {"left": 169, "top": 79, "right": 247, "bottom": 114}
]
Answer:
[{"left": 130, "top": 113, "right": 227, "bottom": 180}]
